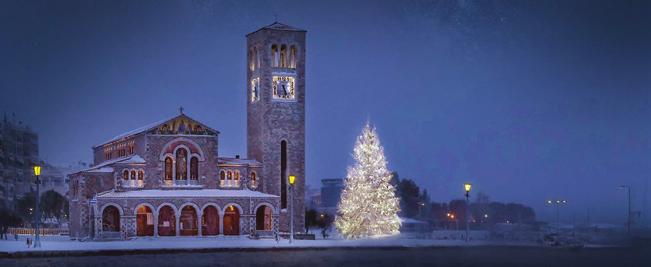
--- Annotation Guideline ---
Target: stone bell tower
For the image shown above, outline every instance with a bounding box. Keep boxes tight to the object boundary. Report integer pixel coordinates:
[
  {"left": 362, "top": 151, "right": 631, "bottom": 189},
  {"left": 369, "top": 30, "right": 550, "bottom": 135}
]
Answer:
[{"left": 246, "top": 22, "right": 306, "bottom": 232}]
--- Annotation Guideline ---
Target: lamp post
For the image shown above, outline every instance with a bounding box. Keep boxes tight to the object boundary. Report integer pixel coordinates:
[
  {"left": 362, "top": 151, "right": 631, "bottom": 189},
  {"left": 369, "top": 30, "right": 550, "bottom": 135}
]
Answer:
[
  {"left": 546, "top": 199, "right": 567, "bottom": 230},
  {"left": 618, "top": 185, "right": 631, "bottom": 234},
  {"left": 288, "top": 175, "right": 296, "bottom": 244},
  {"left": 418, "top": 202, "right": 425, "bottom": 219},
  {"left": 33, "top": 165, "right": 42, "bottom": 248},
  {"left": 464, "top": 183, "right": 472, "bottom": 242}
]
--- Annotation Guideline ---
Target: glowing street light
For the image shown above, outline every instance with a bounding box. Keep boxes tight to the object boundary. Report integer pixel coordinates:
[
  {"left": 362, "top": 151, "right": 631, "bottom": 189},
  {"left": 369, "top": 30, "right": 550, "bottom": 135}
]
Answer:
[
  {"left": 546, "top": 199, "right": 567, "bottom": 230},
  {"left": 288, "top": 175, "right": 296, "bottom": 244},
  {"left": 464, "top": 183, "right": 472, "bottom": 197},
  {"left": 33, "top": 165, "right": 42, "bottom": 248},
  {"left": 463, "top": 183, "right": 472, "bottom": 242}
]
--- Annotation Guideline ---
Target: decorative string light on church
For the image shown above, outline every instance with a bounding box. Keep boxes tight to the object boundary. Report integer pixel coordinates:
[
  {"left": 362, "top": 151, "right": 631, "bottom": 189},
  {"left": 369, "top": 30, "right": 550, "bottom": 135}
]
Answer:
[{"left": 335, "top": 123, "right": 401, "bottom": 239}]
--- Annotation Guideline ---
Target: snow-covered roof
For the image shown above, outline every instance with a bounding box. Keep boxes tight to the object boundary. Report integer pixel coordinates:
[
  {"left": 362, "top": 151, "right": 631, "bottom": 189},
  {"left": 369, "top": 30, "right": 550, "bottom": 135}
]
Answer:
[
  {"left": 97, "top": 189, "right": 278, "bottom": 199},
  {"left": 86, "top": 167, "right": 114, "bottom": 173},
  {"left": 218, "top": 157, "right": 261, "bottom": 166},
  {"left": 74, "top": 155, "right": 145, "bottom": 174},
  {"left": 94, "top": 113, "right": 220, "bottom": 148},
  {"left": 96, "top": 119, "right": 168, "bottom": 148}
]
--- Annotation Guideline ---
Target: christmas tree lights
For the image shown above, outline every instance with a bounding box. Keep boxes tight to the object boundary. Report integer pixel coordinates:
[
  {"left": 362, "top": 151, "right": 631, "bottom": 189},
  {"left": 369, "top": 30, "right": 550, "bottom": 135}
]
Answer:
[{"left": 335, "top": 123, "right": 401, "bottom": 239}]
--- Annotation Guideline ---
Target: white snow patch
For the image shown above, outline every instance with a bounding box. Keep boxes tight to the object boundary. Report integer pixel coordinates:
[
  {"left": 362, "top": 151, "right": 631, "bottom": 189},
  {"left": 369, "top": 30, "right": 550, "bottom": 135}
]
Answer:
[{"left": 0, "top": 234, "right": 537, "bottom": 253}]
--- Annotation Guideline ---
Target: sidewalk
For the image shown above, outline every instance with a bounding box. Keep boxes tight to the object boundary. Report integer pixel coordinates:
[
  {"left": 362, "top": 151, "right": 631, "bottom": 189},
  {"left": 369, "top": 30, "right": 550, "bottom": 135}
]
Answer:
[{"left": 1, "top": 234, "right": 531, "bottom": 257}]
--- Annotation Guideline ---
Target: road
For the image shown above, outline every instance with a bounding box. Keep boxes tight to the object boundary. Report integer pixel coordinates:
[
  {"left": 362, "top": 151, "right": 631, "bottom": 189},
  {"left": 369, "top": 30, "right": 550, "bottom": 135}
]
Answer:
[{"left": 1, "top": 246, "right": 649, "bottom": 267}]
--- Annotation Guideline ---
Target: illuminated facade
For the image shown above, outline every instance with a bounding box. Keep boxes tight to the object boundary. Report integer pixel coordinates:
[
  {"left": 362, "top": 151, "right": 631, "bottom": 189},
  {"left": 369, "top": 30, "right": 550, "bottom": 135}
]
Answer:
[{"left": 68, "top": 22, "right": 306, "bottom": 240}]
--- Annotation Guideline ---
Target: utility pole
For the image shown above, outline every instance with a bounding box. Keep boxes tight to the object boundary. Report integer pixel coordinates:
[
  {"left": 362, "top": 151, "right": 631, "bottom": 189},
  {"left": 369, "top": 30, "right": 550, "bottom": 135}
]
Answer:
[{"left": 619, "top": 185, "right": 631, "bottom": 234}]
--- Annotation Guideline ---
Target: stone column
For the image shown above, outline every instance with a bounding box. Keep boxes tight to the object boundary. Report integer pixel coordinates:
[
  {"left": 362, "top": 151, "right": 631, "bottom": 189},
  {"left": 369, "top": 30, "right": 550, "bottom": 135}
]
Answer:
[
  {"left": 197, "top": 211, "right": 203, "bottom": 237},
  {"left": 176, "top": 214, "right": 180, "bottom": 236},
  {"left": 154, "top": 211, "right": 159, "bottom": 237},
  {"left": 219, "top": 213, "right": 224, "bottom": 237},
  {"left": 186, "top": 156, "right": 190, "bottom": 185}
]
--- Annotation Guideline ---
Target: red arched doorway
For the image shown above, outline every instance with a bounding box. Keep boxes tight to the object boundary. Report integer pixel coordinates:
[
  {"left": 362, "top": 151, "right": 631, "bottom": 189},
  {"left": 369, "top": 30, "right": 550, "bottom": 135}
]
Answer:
[
  {"left": 136, "top": 205, "right": 154, "bottom": 236},
  {"left": 158, "top": 206, "right": 176, "bottom": 236},
  {"left": 223, "top": 205, "right": 240, "bottom": 235},
  {"left": 202, "top": 206, "right": 219, "bottom": 236},
  {"left": 255, "top": 205, "right": 273, "bottom": 231},
  {"left": 180, "top": 206, "right": 198, "bottom": 236},
  {"left": 102, "top": 205, "right": 121, "bottom": 232}
]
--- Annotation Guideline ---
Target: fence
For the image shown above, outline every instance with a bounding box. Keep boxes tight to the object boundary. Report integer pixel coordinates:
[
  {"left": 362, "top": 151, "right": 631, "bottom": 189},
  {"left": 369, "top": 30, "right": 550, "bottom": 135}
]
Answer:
[{"left": 8, "top": 227, "right": 69, "bottom": 236}]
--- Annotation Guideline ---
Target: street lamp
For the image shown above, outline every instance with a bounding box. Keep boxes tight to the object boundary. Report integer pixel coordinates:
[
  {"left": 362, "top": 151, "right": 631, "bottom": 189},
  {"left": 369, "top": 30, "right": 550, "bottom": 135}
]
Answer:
[
  {"left": 33, "top": 165, "right": 42, "bottom": 248},
  {"left": 618, "top": 185, "right": 631, "bottom": 234},
  {"left": 464, "top": 183, "right": 472, "bottom": 242},
  {"left": 288, "top": 175, "right": 296, "bottom": 244},
  {"left": 418, "top": 202, "right": 425, "bottom": 218},
  {"left": 546, "top": 199, "right": 567, "bottom": 230}
]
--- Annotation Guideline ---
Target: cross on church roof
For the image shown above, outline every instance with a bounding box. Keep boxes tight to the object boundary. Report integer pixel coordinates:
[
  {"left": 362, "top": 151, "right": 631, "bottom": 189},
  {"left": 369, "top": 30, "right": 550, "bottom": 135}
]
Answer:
[{"left": 179, "top": 106, "right": 184, "bottom": 114}]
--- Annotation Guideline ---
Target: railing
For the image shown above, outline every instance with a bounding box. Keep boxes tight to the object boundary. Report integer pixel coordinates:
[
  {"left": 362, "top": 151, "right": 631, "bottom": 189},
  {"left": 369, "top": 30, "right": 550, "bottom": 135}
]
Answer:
[
  {"left": 8, "top": 227, "right": 69, "bottom": 236},
  {"left": 219, "top": 180, "right": 240, "bottom": 188}
]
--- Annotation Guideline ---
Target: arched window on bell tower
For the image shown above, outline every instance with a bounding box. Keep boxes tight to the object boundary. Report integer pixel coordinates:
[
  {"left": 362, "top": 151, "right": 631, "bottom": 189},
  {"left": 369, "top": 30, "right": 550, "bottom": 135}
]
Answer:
[
  {"left": 280, "top": 140, "right": 288, "bottom": 209},
  {"left": 280, "top": 45, "right": 287, "bottom": 68},
  {"left": 290, "top": 45, "right": 297, "bottom": 68},
  {"left": 271, "top": 44, "right": 278, "bottom": 67}
]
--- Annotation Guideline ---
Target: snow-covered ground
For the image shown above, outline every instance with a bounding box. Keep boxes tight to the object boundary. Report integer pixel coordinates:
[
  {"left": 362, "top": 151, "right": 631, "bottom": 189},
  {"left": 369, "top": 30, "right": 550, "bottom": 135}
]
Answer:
[{"left": 0, "top": 234, "right": 535, "bottom": 254}]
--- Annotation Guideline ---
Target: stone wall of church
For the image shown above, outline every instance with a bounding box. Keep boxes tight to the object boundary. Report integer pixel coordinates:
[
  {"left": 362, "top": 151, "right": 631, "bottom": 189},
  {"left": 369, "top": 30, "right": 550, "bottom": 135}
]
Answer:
[
  {"left": 143, "top": 135, "right": 219, "bottom": 189},
  {"left": 67, "top": 172, "right": 115, "bottom": 240},
  {"left": 246, "top": 28, "right": 306, "bottom": 232}
]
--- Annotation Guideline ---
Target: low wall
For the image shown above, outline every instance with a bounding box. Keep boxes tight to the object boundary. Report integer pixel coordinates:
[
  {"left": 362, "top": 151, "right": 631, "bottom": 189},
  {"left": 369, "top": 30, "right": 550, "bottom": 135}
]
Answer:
[{"left": 8, "top": 228, "right": 69, "bottom": 236}]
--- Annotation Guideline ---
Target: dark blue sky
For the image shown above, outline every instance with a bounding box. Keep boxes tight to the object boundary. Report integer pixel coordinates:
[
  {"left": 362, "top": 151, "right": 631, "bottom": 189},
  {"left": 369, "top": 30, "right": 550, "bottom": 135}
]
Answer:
[{"left": 1, "top": 0, "right": 649, "bottom": 224}]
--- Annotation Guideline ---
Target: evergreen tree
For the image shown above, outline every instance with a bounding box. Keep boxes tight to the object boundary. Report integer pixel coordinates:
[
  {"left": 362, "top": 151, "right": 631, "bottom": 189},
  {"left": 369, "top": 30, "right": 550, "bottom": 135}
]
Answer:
[{"left": 335, "top": 123, "right": 401, "bottom": 239}]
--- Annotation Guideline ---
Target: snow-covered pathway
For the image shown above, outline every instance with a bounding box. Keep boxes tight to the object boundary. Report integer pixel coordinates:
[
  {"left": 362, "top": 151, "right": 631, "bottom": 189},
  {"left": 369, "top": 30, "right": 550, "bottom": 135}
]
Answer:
[{"left": 0, "top": 235, "right": 524, "bottom": 254}]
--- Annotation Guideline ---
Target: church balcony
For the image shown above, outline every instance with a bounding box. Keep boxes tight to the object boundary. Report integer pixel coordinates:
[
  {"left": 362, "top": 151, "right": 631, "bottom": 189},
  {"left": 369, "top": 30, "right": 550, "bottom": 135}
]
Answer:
[
  {"left": 219, "top": 179, "right": 241, "bottom": 188},
  {"left": 161, "top": 179, "right": 205, "bottom": 189},
  {"left": 120, "top": 179, "right": 144, "bottom": 189}
]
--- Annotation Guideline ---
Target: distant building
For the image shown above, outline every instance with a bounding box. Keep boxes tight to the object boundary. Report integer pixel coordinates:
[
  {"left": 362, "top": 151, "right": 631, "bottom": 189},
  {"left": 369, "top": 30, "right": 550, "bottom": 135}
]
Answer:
[
  {"left": 320, "top": 178, "right": 344, "bottom": 214},
  {"left": 305, "top": 184, "right": 321, "bottom": 210},
  {"left": 40, "top": 162, "right": 88, "bottom": 197},
  {"left": 0, "top": 113, "right": 39, "bottom": 208}
]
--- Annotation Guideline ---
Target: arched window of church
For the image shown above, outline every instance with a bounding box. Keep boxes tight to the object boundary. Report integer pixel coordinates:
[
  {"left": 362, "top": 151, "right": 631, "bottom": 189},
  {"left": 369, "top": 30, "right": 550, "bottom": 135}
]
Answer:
[
  {"left": 164, "top": 157, "right": 173, "bottom": 180},
  {"left": 227, "top": 171, "right": 232, "bottom": 180},
  {"left": 190, "top": 157, "right": 198, "bottom": 180},
  {"left": 220, "top": 170, "right": 225, "bottom": 180},
  {"left": 122, "top": 170, "right": 129, "bottom": 180},
  {"left": 131, "top": 170, "right": 136, "bottom": 180},
  {"left": 290, "top": 45, "right": 297, "bottom": 68},
  {"left": 250, "top": 171, "right": 257, "bottom": 188},
  {"left": 280, "top": 45, "right": 287, "bottom": 67},
  {"left": 176, "top": 148, "right": 188, "bottom": 180},
  {"left": 271, "top": 45, "right": 278, "bottom": 67},
  {"left": 234, "top": 170, "right": 240, "bottom": 181},
  {"left": 138, "top": 170, "right": 144, "bottom": 180}
]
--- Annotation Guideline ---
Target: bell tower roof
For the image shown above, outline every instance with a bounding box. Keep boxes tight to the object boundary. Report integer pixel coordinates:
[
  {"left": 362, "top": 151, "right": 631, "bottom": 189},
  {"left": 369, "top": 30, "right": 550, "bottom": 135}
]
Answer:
[{"left": 247, "top": 22, "right": 306, "bottom": 36}]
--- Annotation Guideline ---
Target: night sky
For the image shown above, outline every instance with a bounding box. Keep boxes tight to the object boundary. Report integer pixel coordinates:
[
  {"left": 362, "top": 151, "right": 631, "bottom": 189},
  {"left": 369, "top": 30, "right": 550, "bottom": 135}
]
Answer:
[{"left": 1, "top": 0, "right": 649, "bottom": 224}]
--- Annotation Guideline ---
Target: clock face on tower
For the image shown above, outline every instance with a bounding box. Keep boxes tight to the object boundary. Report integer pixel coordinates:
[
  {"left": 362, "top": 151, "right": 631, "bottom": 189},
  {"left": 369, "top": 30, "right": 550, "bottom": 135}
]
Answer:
[{"left": 272, "top": 76, "right": 296, "bottom": 100}]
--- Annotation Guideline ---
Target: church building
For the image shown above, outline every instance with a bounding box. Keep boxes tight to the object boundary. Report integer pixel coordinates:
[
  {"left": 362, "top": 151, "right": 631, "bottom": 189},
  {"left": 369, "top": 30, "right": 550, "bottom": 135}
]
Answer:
[{"left": 68, "top": 22, "right": 306, "bottom": 240}]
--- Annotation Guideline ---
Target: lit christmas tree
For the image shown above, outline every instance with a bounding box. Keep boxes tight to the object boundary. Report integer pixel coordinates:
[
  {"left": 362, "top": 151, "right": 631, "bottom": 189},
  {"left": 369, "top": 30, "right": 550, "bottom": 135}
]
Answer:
[{"left": 335, "top": 123, "right": 401, "bottom": 239}]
